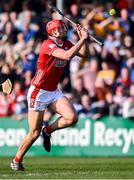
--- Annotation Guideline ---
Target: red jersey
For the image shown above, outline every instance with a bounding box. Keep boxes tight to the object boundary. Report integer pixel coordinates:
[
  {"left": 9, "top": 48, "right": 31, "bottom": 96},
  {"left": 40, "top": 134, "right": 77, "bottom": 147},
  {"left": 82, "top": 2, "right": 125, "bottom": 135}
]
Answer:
[{"left": 31, "top": 39, "right": 73, "bottom": 91}]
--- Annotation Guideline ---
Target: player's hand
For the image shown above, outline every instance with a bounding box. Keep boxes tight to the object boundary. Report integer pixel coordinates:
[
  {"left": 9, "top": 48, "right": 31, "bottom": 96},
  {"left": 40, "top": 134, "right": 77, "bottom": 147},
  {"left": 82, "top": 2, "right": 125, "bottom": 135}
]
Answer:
[
  {"left": 76, "top": 24, "right": 88, "bottom": 40},
  {"left": 76, "top": 24, "right": 82, "bottom": 38}
]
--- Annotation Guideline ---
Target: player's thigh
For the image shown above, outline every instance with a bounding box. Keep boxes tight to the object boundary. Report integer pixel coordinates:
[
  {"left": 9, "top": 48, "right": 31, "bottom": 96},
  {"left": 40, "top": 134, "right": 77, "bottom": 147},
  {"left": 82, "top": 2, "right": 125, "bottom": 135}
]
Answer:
[
  {"left": 50, "top": 96, "right": 77, "bottom": 119},
  {"left": 28, "top": 110, "right": 44, "bottom": 132}
]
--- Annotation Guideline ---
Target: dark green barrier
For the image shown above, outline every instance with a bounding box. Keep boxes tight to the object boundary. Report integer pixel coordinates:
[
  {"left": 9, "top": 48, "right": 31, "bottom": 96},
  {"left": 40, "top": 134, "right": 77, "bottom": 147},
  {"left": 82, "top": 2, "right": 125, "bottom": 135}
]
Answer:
[{"left": 0, "top": 116, "right": 134, "bottom": 156}]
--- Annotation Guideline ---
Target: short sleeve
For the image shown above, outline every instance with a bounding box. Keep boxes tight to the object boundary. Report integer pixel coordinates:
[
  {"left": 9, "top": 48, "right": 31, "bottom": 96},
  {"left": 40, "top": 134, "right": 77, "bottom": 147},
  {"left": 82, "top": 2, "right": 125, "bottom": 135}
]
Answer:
[{"left": 42, "top": 40, "right": 60, "bottom": 56}]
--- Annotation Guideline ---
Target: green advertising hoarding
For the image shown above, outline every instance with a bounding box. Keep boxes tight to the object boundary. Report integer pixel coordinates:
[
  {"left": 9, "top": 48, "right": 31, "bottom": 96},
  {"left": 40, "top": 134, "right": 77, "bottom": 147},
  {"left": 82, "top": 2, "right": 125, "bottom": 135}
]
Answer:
[{"left": 0, "top": 116, "right": 134, "bottom": 157}]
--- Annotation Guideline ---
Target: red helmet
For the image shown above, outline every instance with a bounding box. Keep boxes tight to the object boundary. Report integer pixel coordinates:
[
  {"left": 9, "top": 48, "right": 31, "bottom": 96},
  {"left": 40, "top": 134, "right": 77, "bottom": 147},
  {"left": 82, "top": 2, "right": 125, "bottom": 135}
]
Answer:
[{"left": 46, "top": 19, "right": 67, "bottom": 38}]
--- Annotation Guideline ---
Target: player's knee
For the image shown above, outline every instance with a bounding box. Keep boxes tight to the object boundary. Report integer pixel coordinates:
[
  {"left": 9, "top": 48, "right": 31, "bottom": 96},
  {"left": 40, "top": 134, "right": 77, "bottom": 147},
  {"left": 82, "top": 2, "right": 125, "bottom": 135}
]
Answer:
[
  {"left": 29, "top": 130, "right": 40, "bottom": 141},
  {"left": 67, "top": 112, "right": 78, "bottom": 125}
]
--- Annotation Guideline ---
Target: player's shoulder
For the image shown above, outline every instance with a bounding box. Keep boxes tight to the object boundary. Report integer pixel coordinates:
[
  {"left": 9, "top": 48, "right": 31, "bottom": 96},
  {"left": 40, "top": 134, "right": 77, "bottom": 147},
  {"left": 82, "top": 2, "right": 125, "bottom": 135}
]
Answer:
[
  {"left": 42, "top": 39, "right": 56, "bottom": 48},
  {"left": 42, "top": 39, "right": 53, "bottom": 45}
]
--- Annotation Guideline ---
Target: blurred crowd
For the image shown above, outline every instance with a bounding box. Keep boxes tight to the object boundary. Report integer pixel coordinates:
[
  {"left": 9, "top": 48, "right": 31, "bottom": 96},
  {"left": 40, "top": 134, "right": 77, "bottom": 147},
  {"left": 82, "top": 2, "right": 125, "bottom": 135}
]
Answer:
[{"left": 0, "top": 0, "right": 134, "bottom": 121}]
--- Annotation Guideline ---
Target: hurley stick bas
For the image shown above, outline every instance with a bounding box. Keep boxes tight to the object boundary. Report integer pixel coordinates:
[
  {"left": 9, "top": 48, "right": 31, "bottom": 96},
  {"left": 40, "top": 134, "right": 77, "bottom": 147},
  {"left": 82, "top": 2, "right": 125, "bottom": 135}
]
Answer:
[
  {"left": 48, "top": 5, "right": 103, "bottom": 46},
  {"left": 0, "top": 78, "right": 13, "bottom": 95}
]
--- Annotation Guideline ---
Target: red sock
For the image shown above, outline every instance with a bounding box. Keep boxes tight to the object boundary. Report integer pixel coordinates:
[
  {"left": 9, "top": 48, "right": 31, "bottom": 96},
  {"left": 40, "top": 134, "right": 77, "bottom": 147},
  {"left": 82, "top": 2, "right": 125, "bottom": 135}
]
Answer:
[
  {"left": 45, "top": 125, "right": 53, "bottom": 135},
  {"left": 14, "top": 156, "right": 22, "bottom": 163}
]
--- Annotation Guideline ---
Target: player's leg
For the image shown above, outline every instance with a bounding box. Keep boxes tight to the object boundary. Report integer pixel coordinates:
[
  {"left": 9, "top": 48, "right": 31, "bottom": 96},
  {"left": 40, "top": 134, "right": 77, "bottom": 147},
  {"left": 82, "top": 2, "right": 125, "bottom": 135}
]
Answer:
[
  {"left": 11, "top": 110, "right": 44, "bottom": 171},
  {"left": 42, "top": 96, "right": 78, "bottom": 152},
  {"left": 49, "top": 96, "right": 78, "bottom": 129},
  {"left": 15, "top": 110, "right": 44, "bottom": 158}
]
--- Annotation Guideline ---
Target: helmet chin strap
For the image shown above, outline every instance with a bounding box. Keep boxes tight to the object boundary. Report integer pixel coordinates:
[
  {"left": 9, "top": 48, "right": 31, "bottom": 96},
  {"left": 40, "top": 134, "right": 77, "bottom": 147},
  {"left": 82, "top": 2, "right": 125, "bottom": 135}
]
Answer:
[
  {"left": 52, "top": 29, "right": 60, "bottom": 37},
  {"left": 49, "top": 29, "right": 67, "bottom": 47}
]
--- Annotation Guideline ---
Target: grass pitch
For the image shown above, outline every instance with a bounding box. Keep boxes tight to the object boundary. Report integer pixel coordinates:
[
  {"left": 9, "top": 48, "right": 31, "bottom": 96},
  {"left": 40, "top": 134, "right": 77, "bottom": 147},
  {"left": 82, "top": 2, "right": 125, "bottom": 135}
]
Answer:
[{"left": 0, "top": 157, "right": 134, "bottom": 179}]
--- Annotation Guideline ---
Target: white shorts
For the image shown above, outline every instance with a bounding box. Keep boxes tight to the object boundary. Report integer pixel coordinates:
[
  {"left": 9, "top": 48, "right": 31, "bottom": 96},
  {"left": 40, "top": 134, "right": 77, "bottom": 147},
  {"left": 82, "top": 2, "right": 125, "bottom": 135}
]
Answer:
[{"left": 27, "top": 85, "right": 64, "bottom": 111}]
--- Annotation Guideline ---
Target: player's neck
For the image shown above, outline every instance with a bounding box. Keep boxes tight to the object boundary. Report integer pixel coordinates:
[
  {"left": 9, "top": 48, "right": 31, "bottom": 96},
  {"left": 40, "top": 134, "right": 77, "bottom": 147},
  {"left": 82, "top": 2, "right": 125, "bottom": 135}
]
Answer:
[{"left": 55, "top": 38, "right": 64, "bottom": 47}]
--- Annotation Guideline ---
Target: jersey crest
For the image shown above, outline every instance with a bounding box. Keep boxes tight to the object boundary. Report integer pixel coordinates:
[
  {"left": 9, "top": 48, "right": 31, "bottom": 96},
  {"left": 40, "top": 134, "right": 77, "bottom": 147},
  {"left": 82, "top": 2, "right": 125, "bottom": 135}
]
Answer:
[
  {"left": 49, "top": 44, "right": 57, "bottom": 49},
  {"left": 54, "top": 58, "right": 67, "bottom": 67}
]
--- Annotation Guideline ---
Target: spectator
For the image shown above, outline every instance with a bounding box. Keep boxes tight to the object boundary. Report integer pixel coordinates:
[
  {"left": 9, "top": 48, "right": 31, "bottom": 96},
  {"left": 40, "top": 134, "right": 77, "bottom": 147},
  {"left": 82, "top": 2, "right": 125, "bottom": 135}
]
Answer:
[
  {"left": 7, "top": 80, "right": 27, "bottom": 118},
  {"left": 75, "top": 58, "right": 99, "bottom": 97},
  {"left": 96, "top": 61, "right": 116, "bottom": 88},
  {"left": 78, "top": 94, "right": 93, "bottom": 118},
  {"left": 115, "top": 67, "right": 131, "bottom": 88},
  {"left": 113, "top": 85, "right": 127, "bottom": 115},
  {"left": 119, "top": 9, "right": 131, "bottom": 33},
  {"left": 72, "top": 76, "right": 88, "bottom": 104},
  {"left": 0, "top": 92, "right": 11, "bottom": 117},
  {"left": 122, "top": 84, "right": 134, "bottom": 118}
]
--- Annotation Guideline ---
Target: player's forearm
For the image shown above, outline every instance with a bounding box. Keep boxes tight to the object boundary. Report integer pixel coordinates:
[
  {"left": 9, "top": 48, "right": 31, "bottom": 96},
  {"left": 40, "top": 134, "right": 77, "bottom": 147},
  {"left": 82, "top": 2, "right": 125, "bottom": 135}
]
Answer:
[
  {"left": 65, "top": 38, "right": 86, "bottom": 60},
  {"left": 52, "top": 38, "right": 87, "bottom": 61}
]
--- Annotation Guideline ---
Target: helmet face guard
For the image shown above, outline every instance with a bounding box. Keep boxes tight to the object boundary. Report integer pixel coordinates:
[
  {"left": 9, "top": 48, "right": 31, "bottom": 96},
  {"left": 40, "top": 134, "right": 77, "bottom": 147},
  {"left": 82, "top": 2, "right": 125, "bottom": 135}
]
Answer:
[{"left": 46, "top": 19, "right": 68, "bottom": 38}]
